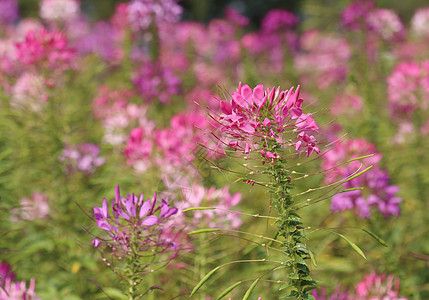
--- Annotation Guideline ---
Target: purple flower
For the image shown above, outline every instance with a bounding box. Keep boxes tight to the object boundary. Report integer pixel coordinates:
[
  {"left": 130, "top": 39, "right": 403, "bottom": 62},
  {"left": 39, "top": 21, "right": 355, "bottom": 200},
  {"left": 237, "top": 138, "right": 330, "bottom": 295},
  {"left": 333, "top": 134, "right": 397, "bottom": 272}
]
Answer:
[
  {"left": 92, "top": 185, "right": 178, "bottom": 256},
  {"left": 59, "top": 143, "right": 105, "bottom": 174},
  {"left": 127, "top": 0, "right": 182, "bottom": 32},
  {"left": 132, "top": 61, "right": 181, "bottom": 104},
  {"left": 0, "top": 0, "right": 19, "bottom": 25}
]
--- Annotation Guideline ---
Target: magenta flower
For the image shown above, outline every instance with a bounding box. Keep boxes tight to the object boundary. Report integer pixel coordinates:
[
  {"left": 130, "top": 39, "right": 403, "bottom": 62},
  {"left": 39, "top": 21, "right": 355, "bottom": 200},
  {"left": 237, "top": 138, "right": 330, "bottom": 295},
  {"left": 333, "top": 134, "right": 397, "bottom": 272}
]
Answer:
[
  {"left": 341, "top": 0, "right": 375, "bottom": 31},
  {"left": 261, "top": 9, "right": 299, "bottom": 33},
  {"left": 132, "top": 61, "right": 181, "bottom": 104},
  {"left": 92, "top": 185, "right": 178, "bottom": 256},
  {"left": 15, "top": 28, "right": 77, "bottom": 71},
  {"left": 387, "top": 61, "right": 429, "bottom": 118},
  {"left": 216, "top": 83, "right": 319, "bottom": 159}
]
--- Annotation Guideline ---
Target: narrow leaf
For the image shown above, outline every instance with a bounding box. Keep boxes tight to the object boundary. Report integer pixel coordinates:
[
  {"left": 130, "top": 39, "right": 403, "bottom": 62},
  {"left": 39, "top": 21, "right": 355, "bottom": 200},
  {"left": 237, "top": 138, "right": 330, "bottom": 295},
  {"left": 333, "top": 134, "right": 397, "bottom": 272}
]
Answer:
[
  {"left": 342, "top": 166, "right": 373, "bottom": 183},
  {"left": 188, "top": 228, "right": 220, "bottom": 235},
  {"left": 215, "top": 281, "right": 242, "bottom": 300},
  {"left": 190, "top": 266, "right": 221, "bottom": 296},
  {"left": 345, "top": 154, "right": 374, "bottom": 163},
  {"left": 338, "top": 187, "right": 364, "bottom": 193},
  {"left": 183, "top": 207, "right": 216, "bottom": 213},
  {"left": 309, "top": 251, "right": 317, "bottom": 267},
  {"left": 242, "top": 278, "right": 259, "bottom": 300},
  {"left": 361, "top": 228, "right": 388, "bottom": 247},
  {"left": 335, "top": 232, "right": 367, "bottom": 260}
]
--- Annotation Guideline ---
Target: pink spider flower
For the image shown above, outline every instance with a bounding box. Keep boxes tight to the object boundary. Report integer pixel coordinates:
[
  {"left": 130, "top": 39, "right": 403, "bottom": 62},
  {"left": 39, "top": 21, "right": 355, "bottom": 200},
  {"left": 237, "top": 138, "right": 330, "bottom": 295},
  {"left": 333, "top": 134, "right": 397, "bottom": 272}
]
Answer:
[
  {"left": 0, "top": 262, "right": 40, "bottom": 300},
  {"left": 10, "top": 193, "right": 50, "bottom": 222},
  {"left": 217, "top": 83, "right": 320, "bottom": 159},
  {"left": 387, "top": 60, "right": 429, "bottom": 118},
  {"left": 15, "top": 28, "right": 77, "bottom": 71},
  {"left": 366, "top": 9, "right": 405, "bottom": 42},
  {"left": 127, "top": 0, "right": 182, "bottom": 32},
  {"left": 92, "top": 185, "right": 178, "bottom": 256}
]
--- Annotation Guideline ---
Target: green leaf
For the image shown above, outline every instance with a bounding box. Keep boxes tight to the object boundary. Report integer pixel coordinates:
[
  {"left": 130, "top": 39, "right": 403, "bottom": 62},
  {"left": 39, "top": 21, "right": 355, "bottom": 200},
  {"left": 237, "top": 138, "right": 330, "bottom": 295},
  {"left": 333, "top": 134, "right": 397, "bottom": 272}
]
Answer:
[
  {"left": 242, "top": 278, "right": 259, "bottom": 300},
  {"left": 279, "top": 281, "right": 293, "bottom": 291},
  {"left": 182, "top": 207, "right": 216, "bottom": 212},
  {"left": 188, "top": 228, "right": 220, "bottom": 235},
  {"left": 309, "top": 251, "right": 317, "bottom": 267},
  {"left": 345, "top": 154, "right": 375, "bottom": 163},
  {"left": 342, "top": 166, "right": 373, "bottom": 183},
  {"left": 334, "top": 232, "right": 367, "bottom": 260},
  {"left": 190, "top": 266, "right": 221, "bottom": 296},
  {"left": 361, "top": 228, "right": 388, "bottom": 247},
  {"left": 338, "top": 187, "right": 364, "bottom": 193},
  {"left": 215, "top": 281, "right": 242, "bottom": 300}
]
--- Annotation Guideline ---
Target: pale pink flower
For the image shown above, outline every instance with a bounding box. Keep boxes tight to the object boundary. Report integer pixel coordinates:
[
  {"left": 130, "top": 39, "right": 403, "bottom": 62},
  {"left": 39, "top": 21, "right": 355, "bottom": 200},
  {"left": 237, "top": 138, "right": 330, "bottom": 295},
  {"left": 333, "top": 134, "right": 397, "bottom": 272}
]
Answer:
[
  {"left": 39, "top": 0, "right": 80, "bottom": 23},
  {"left": 11, "top": 72, "right": 48, "bottom": 111},
  {"left": 410, "top": 8, "right": 429, "bottom": 37},
  {"left": 366, "top": 9, "right": 405, "bottom": 42}
]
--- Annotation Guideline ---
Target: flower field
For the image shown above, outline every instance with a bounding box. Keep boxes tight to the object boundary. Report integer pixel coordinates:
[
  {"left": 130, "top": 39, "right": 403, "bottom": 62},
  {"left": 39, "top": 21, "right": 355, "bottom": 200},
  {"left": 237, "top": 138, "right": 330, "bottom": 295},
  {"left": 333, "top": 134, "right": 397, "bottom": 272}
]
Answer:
[{"left": 0, "top": 0, "right": 428, "bottom": 299}]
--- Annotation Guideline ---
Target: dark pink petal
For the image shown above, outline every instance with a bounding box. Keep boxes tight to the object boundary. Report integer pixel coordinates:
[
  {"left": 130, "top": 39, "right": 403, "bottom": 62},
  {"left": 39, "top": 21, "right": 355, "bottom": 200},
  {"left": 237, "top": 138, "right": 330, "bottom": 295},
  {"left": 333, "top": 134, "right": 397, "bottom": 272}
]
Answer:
[
  {"left": 263, "top": 117, "right": 271, "bottom": 128},
  {"left": 253, "top": 84, "right": 265, "bottom": 107},
  {"left": 164, "top": 207, "right": 178, "bottom": 218},
  {"left": 244, "top": 143, "right": 250, "bottom": 154},
  {"left": 232, "top": 92, "right": 248, "bottom": 108},
  {"left": 220, "top": 100, "right": 232, "bottom": 115},
  {"left": 241, "top": 84, "right": 252, "bottom": 99}
]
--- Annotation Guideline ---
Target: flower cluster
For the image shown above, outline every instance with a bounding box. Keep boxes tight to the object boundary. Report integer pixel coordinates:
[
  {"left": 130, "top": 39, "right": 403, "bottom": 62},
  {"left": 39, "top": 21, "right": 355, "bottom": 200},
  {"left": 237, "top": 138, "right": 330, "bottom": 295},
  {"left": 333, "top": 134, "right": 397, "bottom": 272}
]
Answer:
[
  {"left": 410, "top": 8, "right": 429, "bottom": 37},
  {"left": 341, "top": 2, "right": 405, "bottom": 42},
  {"left": 341, "top": 0, "right": 375, "bottom": 31},
  {"left": 0, "top": 262, "right": 40, "bottom": 300},
  {"left": 59, "top": 143, "right": 105, "bottom": 174},
  {"left": 92, "top": 86, "right": 151, "bottom": 146},
  {"left": 387, "top": 60, "right": 429, "bottom": 117},
  {"left": 15, "top": 29, "right": 77, "bottom": 71},
  {"left": 322, "top": 138, "right": 401, "bottom": 218},
  {"left": 217, "top": 83, "right": 319, "bottom": 158},
  {"left": 313, "top": 272, "right": 407, "bottom": 300},
  {"left": 39, "top": 0, "right": 80, "bottom": 23},
  {"left": 73, "top": 21, "right": 122, "bottom": 62},
  {"left": 0, "top": 0, "right": 19, "bottom": 26},
  {"left": 132, "top": 61, "right": 181, "bottom": 104},
  {"left": 10, "top": 193, "right": 49, "bottom": 222},
  {"left": 261, "top": 9, "right": 299, "bottom": 33},
  {"left": 92, "top": 185, "right": 178, "bottom": 256},
  {"left": 125, "top": 111, "right": 218, "bottom": 178},
  {"left": 10, "top": 72, "right": 48, "bottom": 111},
  {"left": 127, "top": 0, "right": 182, "bottom": 32}
]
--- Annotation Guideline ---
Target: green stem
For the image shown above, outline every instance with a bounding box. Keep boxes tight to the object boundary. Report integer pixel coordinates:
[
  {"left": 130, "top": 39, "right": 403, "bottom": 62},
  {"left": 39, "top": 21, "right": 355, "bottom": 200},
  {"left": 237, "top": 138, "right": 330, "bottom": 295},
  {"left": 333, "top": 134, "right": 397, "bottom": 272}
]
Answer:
[{"left": 265, "top": 138, "right": 316, "bottom": 299}]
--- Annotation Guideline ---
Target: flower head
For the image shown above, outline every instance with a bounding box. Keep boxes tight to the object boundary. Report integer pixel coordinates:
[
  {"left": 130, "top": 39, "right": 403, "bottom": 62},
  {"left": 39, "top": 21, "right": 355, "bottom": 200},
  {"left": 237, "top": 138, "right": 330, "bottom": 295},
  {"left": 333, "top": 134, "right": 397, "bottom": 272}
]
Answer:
[
  {"left": 217, "top": 83, "right": 319, "bottom": 159},
  {"left": 92, "top": 185, "right": 178, "bottom": 257}
]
